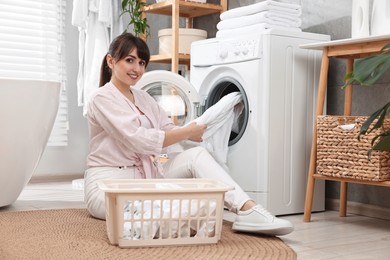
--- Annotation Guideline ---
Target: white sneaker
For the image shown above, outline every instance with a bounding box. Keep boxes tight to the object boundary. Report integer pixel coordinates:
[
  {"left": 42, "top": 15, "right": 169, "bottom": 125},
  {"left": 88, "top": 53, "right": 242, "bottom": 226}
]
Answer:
[{"left": 232, "top": 205, "right": 294, "bottom": 236}]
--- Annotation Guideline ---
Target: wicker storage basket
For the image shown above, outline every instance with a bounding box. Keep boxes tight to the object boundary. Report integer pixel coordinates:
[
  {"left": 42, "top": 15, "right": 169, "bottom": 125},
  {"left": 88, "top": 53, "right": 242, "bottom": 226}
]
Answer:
[{"left": 316, "top": 115, "right": 390, "bottom": 181}]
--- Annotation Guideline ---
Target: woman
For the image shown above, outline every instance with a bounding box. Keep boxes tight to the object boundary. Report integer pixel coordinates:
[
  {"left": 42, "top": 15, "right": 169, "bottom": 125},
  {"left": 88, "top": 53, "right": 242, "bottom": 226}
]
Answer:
[{"left": 84, "top": 33, "right": 293, "bottom": 236}]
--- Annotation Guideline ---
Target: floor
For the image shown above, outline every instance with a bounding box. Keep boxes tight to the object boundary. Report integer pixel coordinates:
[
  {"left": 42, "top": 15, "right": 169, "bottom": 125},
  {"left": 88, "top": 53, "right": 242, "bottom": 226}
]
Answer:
[{"left": 1, "top": 180, "right": 389, "bottom": 260}]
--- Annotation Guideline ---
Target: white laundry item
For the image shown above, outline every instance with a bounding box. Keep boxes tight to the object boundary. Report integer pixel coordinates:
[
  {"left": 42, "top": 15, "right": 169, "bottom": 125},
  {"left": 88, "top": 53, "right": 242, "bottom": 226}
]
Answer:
[
  {"left": 220, "top": 0, "right": 302, "bottom": 21},
  {"left": 217, "top": 10, "right": 302, "bottom": 31},
  {"left": 72, "top": 0, "right": 123, "bottom": 116},
  {"left": 159, "top": 199, "right": 217, "bottom": 239},
  {"left": 72, "top": 0, "right": 89, "bottom": 110},
  {"left": 72, "top": 0, "right": 89, "bottom": 27},
  {"left": 266, "top": 10, "right": 302, "bottom": 25},
  {"left": 98, "top": 0, "right": 110, "bottom": 24},
  {"left": 122, "top": 183, "right": 217, "bottom": 240},
  {"left": 216, "top": 23, "right": 302, "bottom": 39},
  {"left": 110, "top": 0, "right": 124, "bottom": 41},
  {"left": 123, "top": 200, "right": 161, "bottom": 240},
  {"left": 185, "top": 92, "right": 243, "bottom": 170}
]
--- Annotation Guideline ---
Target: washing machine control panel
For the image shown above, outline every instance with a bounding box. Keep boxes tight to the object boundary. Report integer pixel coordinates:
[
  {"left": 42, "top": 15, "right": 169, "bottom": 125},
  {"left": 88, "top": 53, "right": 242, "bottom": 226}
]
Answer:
[
  {"left": 217, "top": 37, "right": 262, "bottom": 64},
  {"left": 191, "top": 34, "right": 263, "bottom": 67}
]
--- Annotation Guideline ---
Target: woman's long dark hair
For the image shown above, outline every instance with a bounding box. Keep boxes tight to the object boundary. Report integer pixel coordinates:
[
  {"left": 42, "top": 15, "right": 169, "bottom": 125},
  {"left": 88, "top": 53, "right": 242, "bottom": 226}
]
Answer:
[{"left": 99, "top": 33, "right": 150, "bottom": 87}]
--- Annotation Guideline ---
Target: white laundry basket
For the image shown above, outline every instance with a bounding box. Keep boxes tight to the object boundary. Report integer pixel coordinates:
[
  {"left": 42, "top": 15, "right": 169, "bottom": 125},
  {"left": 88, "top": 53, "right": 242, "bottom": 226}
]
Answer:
[{"left": 97, "top": 178, "right": 233, "bottom": 248}]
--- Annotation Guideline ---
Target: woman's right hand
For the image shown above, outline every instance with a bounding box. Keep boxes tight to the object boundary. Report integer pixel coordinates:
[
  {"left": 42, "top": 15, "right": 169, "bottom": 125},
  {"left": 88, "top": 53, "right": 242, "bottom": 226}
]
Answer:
[{"left": 185, "top": 122, "right": 207, "bottom": 142}]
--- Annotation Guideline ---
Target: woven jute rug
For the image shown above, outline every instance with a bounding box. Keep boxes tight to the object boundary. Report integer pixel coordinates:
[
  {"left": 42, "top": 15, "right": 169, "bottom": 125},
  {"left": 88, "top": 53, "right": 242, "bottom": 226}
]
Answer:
[{"left": 0, "top": 209, "right": 296, "bottom": 260}]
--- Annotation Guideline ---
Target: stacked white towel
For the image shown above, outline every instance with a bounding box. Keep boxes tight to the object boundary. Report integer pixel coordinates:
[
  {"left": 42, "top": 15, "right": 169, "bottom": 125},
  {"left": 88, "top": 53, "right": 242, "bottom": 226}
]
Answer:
[{"left": 216, "top": 0, "right": 302, "bottom": 38}]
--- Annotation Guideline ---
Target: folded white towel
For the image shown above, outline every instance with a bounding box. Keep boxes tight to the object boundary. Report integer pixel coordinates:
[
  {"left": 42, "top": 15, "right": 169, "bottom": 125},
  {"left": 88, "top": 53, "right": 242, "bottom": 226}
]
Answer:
[
  {"left": 267, "top": 10, "right": 302, "bottom": 24},
  {"left": 220, "top": 0, "right": 302, "bottom": 21},
  {"left": 217, "top": 10, "right": 302, "bottom": 30},
  {"left": 216, "top": 23, "right": 302, "bottom": 38}
]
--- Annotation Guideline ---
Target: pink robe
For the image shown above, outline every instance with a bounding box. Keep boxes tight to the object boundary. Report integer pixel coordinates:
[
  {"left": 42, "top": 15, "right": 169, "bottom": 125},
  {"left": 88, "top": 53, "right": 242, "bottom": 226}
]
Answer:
[{"left": 86, "top": 81, "right": 181, "bottom": 178}]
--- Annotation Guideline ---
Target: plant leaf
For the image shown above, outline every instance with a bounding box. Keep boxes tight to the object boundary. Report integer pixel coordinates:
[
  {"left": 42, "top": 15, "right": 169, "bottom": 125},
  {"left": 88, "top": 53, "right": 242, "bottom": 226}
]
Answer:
[
  {"left": 372, "top": 133, "right": 390, "bottom": 151},
  {"left": 358, "top": 102, "right": 390, "bottom": 141},
  {"left": 343, "top": 42, "right": 390, "bottom": 88},
  {"left": 120, "top": 0, "right": 150, "bottom": 37},
  {"left": 383, "top": 42, "right": 390, "bottom": 52},
  {"left": 121, "top": 0, "right": 128, "bottom": 11},
  {"left": 347, "top": 54, "right": 390, "bottom": 86}
]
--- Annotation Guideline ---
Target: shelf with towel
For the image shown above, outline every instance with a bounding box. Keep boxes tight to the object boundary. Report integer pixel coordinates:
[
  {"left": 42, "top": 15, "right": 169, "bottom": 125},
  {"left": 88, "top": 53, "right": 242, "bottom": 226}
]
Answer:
[
  {"left": 141, "top": 0, "right": 227, "bottom": 73},
  {"left": 300, "top": 34, "right": 390, "bottom": 223}
]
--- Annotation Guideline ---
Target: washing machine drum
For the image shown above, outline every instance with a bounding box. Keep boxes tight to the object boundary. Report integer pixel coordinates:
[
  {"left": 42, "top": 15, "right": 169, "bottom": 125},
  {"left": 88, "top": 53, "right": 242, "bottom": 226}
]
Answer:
[{"left": 134, "top": 70, "right": 199, "bottom": 126}]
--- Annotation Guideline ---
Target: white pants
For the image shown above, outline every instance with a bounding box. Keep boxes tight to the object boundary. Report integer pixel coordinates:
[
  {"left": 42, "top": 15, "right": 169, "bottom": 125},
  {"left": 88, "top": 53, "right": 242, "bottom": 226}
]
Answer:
[{"left": 84, "top": 146, "right": 251, "bottom": 219}]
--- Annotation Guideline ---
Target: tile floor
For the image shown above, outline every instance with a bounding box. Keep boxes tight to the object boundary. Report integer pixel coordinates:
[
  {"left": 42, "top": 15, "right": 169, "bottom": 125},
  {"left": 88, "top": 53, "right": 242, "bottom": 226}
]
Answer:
[{"left": 1, "top": 180, "right": 389, "bottom": 260}]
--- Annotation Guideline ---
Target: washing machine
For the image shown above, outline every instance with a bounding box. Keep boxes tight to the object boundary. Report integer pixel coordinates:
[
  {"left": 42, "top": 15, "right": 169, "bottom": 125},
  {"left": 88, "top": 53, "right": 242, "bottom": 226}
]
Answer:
[{"left": 135, "top": 29, "right": 330, "bottom": 215}]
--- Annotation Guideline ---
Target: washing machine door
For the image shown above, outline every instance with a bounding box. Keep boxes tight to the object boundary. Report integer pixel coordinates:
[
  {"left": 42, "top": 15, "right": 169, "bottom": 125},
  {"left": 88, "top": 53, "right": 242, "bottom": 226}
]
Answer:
[{"left": 134, "top": 70, "right": 200, "bottom": 126}]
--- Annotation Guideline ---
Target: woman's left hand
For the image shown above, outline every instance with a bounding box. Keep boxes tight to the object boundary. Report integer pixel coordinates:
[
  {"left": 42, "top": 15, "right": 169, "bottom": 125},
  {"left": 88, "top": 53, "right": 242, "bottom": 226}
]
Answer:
[
  {"left": 163, "top": 122, "right": 207, "bottom": 147},
  {"left": 185, "top": 122, "right": 207, "bottom": 142}
]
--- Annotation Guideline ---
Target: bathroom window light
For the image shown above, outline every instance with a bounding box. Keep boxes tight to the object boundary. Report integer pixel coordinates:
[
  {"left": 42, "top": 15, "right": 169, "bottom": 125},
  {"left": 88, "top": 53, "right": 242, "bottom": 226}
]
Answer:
[{"left": 0, "top": 0, "right": 68, "bottom": 146}]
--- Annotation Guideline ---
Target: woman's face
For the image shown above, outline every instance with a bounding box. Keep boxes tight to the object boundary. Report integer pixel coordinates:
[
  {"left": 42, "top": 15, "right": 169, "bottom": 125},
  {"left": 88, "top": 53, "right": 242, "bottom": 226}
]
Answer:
[{"left": 107, "top": 48, "right": 146, "bottom": 88}]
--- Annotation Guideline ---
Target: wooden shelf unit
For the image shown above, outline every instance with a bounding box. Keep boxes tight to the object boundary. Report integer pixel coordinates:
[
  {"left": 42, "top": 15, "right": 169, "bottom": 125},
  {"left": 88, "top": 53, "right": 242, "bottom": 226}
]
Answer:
[
  {"left": 300, "top": 35, "right": 390, "bottom": 222},
  {"left": 141, "top": 0, "right": 227, "bottom": 72},
  {"left": 143, "top": 1, "right": 225, "bottom": 17},
  {"left": 149, "top": 53, "right": 191, "bottom": 66}
]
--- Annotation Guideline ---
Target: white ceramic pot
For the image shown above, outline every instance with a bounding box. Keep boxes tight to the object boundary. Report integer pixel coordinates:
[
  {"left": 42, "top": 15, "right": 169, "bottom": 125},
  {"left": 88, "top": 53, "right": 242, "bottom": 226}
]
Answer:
[{"left": 158, "top": 28, "right": 207, "bottom": 55}]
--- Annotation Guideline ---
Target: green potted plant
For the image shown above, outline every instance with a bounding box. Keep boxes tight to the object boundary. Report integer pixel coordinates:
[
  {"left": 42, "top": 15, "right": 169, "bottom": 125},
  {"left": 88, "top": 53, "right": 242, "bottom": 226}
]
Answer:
[
  {"left": 344, "top": 42, "right": 390, "bottom": 155},
  {"left": 121, "top": 0, "right": 150, "bottom": 37}
]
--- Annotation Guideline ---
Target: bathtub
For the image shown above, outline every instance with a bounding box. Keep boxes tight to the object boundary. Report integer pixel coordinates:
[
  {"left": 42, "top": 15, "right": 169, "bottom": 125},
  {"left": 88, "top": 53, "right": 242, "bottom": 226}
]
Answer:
[{"left": 0, "top": 79, "right": 61, "bottom": 207}]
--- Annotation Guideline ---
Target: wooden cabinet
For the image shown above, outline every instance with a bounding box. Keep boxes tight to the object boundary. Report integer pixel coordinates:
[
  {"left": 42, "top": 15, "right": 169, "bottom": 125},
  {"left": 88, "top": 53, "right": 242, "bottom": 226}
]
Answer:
[{"left": 141, "top": 0, "right": 227, "bottom": 72}]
